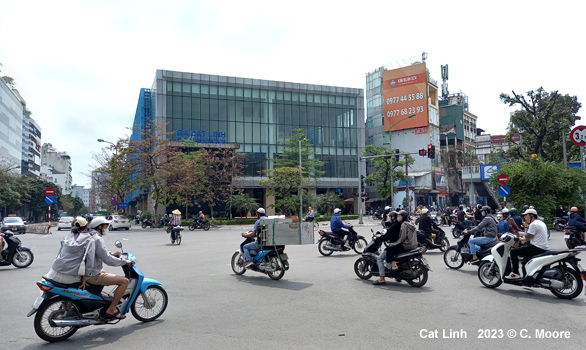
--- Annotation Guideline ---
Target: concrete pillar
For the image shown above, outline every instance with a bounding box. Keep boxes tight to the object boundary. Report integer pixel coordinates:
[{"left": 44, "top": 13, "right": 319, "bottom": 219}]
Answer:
[
  {"left": 264, "top": 189, "right": 276, "bottom": 216},
  {"left": 469, "top": 182, "right": 476, "bottom": 205}
]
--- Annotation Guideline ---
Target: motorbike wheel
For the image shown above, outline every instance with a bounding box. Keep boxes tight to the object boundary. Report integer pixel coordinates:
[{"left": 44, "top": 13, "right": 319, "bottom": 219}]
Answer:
[
  {"left": 34, "top": 297, "right": 79, "bottom": 342},
  {"left": 176, "top": 234, "right": 182, "bottom": 245},
  {"left": 478, "top": 261, "right": 502, "bottom": 288},
  {"left": 108, "top": 225, "right": 113, "bottom": 231},
  {"left": 189, "top": 224, "right": 195, "bottom": 231},
  {"left": 203, "top": 223, "right": 210, "bottom": 231},
  {"left": 231, "top": 252, "right": 246, "bottom": 275},
  {"left": 406, "top": 263, "right": 428, "bottom": 287},
  {"left": 166, "top": 226, "right": 171, "bottom": 234},
  {"left": 566, "top": 239, "right": 576, "bottom": 249},
  {"left": 554, "top": 222, "right": 565, "bottom": 231},
  {"left": 452, "top": 227, "right": 462, "bottom": 239},
  {"left": 440, "top": 238, "right": 450, "bottom": 252},
  {"left": 549, "top": 267, "right": 583, "bottom": 299},
  {"left": 266, "top": 255, "right": 285, "bottom": 280},
  {"left": 318, "top": 239, "right": 334, "bottom": 256},
  {"left": 354, "top": 257, "right": 373, "bottom": 280},
  {"left": 353, "top": 237, "right": 368, "bottom": 254},
  {"left": 547, "top": 227, "right": 551, "bottom": 239},
  {"left": 443, "top": 247, "right": 464, "bottom": 269},
  {"left": 142, "top": 223, "right": 147, "bottom": 229},
  {"left": 131, "top": 285, "right": 168, "bottom": 322},
  {"left": 12, "top": 250, "right": 34, "bottom": 268},
  {"left": 371, "top": 215, "right": 378, "bottom": 220}
]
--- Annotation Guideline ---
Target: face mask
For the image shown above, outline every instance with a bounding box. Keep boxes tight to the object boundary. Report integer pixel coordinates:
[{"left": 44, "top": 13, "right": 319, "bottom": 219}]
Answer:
[
  {"left": 482, "top": 212, "right": 486, "bottom": 216},
  {"left": 397, "top": 216, "right": 403, "bottom": 222}
]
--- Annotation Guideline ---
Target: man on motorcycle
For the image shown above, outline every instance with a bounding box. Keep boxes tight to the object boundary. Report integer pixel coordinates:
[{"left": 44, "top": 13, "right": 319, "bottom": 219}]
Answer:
[
  {"left": 385, "top": 210, "right": 417, "bottom": 271},
  {"left": 197, "top": 211, "right": 206, "bottom": 222},
  {"left": 170, "top": 209, "right": 182, "bottom": 243},
  {"left": 508, "top": 208, "right": 549, "bottom": 279},
  {"left": 510, "top": 208, "right": 523, "bottom": 231},
  {"left": 466, "top": 206, "right": 498, "bottom": 262},
  {"left": 567, "top": 207, "right": 586, "bottom": 232},
  {"left": 456, "top": 205, "right": 472, "bottom": 231},
  {"left": 241, "top": 208, "right": 268, "bottom": 267},
  {"left": 372, "top": 212, "right": 401, "bottom": 285},
  {"left": 82, "top": 217, "right": 133, "bottom": 320},
  {"left": 418, "top": 208, "right": 441, "bottom": 244},
  {"left": 330, "top": 208, "right": 353, "bottom": 249}
]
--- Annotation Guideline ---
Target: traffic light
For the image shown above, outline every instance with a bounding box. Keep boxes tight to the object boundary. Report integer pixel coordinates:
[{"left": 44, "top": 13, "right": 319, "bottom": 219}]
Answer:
[
  {"left": 427, "top": 144, "right": 436, "bottom": 159},
  {"left": 395, "top": 149, "right": 400, "bottom": 162},
  {"left": 418, "top": 149, "right": 427, "bottom": 157},
  {"left": 360, "top": 175, "right": 365, "bottom": 195}
]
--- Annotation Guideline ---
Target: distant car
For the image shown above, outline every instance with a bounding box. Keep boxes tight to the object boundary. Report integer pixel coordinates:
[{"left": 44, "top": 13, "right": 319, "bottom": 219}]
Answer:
[
  {"left": 1, "top": 216, "right": 26, "bottom": 234},
  {"left": 106, "top": 215, "right": 131, "bottom": 231},
  {"left": 57, "top": 216, "right": 75, "bottom": 231}
]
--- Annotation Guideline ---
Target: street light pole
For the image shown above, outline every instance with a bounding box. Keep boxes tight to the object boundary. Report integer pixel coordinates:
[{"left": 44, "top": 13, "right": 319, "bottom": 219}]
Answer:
[
  {"left": 97, "top": 139, "right": 117, "bottom": 155},
  {"left": 299, "top": 139, "right": 303, "bottom": 222}
]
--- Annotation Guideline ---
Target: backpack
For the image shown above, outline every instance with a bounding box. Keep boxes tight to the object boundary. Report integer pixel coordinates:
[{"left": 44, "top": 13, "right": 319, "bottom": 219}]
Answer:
[
  {"left": 497, "top": 219, "right": 509, "bottom": 233},
  {"left": 51, "top": 231, "right": 94, "bottom": 276}
]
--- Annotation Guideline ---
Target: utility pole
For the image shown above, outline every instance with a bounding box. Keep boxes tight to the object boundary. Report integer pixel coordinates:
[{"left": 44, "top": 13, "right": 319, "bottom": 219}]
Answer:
[{"left": 405, "top": 159, "right": 410, "bottom": 214}]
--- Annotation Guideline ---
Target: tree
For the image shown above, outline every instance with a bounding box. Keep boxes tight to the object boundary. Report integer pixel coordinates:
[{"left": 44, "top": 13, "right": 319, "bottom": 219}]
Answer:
[
  {"left": 228, "top": 193, "right": 260, "bottom": 218},
  {"left": 489, "top": 156, "right": 586, "bottom": 222},
  {"left": 259, "top": 167, "right": 306, "bottom": 216},
  {"left": 315, "top": 192, "right": 343, "bottom": 216},
  {"left": 272, "top": 129, "right": 324, "bottom": 182},
  {"left": 94, "top": 139, "right": 136, "bottom": 210},
  {"left": 500, "top": 88, "right": 581, "bottom": 162},
  {"left": 160, "top": 148, "right": 205, "bottom": 217},
  {"left": 362, "top": 145, "right": 412, "bottom": 204}
]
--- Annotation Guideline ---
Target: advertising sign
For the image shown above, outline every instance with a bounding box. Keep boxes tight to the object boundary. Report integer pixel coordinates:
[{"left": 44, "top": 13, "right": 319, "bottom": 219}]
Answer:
[
  {"left": 480, "top": 164, "right": 502, "bottom": 181},
  {"left": 383, "top": 62, "right": 428, "bottom": 132},
  {"left": 435, "top": 172, "right": 447, "bottom": 191}
]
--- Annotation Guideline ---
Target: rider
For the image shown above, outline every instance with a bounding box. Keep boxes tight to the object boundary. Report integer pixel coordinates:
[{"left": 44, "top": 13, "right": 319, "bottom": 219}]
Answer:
[
  {"left": 197, "top": 211, "right": 206, "bottom": 222},
  {"left": 384, "top": 210, "right": 417, "bottom": 271},
  {"left": 241, "top": 208, "right": 268, "bottom": 267},
  {"left": 330, "top": 208, "right": 353, "bottom": 249},
  {"left": 466, "top": 206, "right": 498, "bottom": 262},
  {"left": 372, "top": 211, "right": 401, "bottom": 285},
  {"left": 455, "top": 205, "right": 470, "bottom": 231},
  {"left": 474, "top": 204, "right": 483, "bottom": 224},
  {"left": 170, "top": 209, "right": 182, "bottom": 243},
  {"left": 418, "top": 208, "right": 441, "bottom": 244},
  {"left": 304, "top": 206, "right": 315, "bottom": 222},
  {"left": 382, "top": 206, "right": 391, "bottom": 221},
  {"left": 82, "top": 217, "right": 133, "bottom": 320},
  {"left": 567, "top": 207, "right": 586, "bottom": 232},
  {"left": 510, "top": 208, "right": 523, "bottom": 231},
  {"left": 508, "top": 208, "right": 549, "bottom": 279}
]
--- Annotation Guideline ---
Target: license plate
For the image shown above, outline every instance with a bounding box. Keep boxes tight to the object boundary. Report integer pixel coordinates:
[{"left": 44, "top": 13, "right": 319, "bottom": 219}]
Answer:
[
  {"left": 564, "top": 234, "right": 570, "bottom": 240},
  {"left": 122, "top": 221, "right": 126, "bottom": 223},
  {"left": 32, "top": 295, "right": 44, "bottom": 309},
  {"left": 280, "top": 253, "right": 289, "bottom": 260},
  {"left": 12, "top": 227, "right": 17, "bottom": 231}
]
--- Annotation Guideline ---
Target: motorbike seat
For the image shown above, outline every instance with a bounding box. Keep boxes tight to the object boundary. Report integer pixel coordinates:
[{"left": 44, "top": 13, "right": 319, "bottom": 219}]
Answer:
[
  {"left": 395, "top": 248, "right": 422, "bottom": 259},
  {"left": 43, "top": 278, "right": 105, "bottom": 296},
  {"left": 479, "top": 241, "right": 499, "bottom": 250}
]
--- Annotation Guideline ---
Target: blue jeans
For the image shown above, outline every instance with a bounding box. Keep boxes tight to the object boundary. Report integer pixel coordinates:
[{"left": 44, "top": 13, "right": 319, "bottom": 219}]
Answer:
[
  {"left": 469, "top": 236, "right": 495, "bottom": 255},
  {"left": 243, "top": 241, "right": 258, "bottom": 261},
  {"left": 377, "top": 250, "right": 387, "bottom": 277}
]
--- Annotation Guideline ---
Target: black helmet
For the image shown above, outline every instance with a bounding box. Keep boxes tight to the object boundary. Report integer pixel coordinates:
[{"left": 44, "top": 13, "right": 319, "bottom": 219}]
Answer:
[
  {"left": 398, "top": 210, "right": 408, "bottom": 217},
  {"left": 388, "top": 211, "right": 398, "bottom": 218},
  {"left": 482, "top": 205, "right": 491, "bottom": 212},
  {"left": 476, "top": 204, "right": 482, "bottom": 209},
  {"left": 523, "top": 205, "right": 529, "bottom": 210}
]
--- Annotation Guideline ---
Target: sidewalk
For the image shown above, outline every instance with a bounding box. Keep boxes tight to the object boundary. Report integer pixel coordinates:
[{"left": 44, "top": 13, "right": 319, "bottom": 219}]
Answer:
[{"left": 217, "top": 217, "right": 381, "bottom": 231}]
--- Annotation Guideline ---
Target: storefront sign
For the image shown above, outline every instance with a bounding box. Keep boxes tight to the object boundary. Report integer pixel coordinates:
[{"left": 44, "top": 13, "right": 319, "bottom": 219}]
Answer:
[
  {"left": 176, "top": 130, "right": 226, "bottom": 143},
  {"left": 435, "top": 172, "right": 447, "bottom": 191},
  {"left": 415, "top": 126, "right": 428, "bottom": 134}
]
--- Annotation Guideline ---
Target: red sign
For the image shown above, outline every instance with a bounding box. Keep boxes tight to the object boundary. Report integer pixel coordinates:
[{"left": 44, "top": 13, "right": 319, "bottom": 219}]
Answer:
[
  {"left": 415, "top": 126, "right": 428, "bottom": 134},
  {"left": 497, "top": 174, "right": 509, "bottom": 185},
  {"left": 570, "top": 125, "right": 586, "bottom": 146},
  {"left": 45, "top": 187, "right": 55, "bottom": 195}
]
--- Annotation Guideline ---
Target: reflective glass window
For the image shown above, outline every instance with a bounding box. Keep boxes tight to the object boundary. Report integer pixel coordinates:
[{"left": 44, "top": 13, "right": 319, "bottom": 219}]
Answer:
[{"left": 192, "top": 98, "right": 200, "bottom": 119}]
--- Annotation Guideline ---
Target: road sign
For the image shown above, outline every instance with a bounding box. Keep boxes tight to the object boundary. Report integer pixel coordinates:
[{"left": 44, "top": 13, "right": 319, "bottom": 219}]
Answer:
[
  {"left": 498, "top": 185, "right": 511, "bottom": 197},
  {"left": 497, "top": 173, "right": 509, "bottom": 185},
  {"left": 111, "top": 200, "right": 118, "bottom": 206},
  {"left": 45, "top": 195, "right": 56, "bottom": 205},
  {"left": 45, "top": 187, "right": 55, "bottom": 195},
  {"left": 118, "top": 202, "right": 128, "bottom": 208},
  {"left": 570, "top": 125, "right": 586, "bottom": 146}
]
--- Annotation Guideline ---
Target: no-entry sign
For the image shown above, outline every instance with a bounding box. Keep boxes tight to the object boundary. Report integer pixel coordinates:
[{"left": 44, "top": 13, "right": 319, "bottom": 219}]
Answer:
[
  {"left": 45, "top": 187, "right": 55, "bottom": 196},
  {"left": 497, "top": 174, "right": 509, "bottom": 185}
]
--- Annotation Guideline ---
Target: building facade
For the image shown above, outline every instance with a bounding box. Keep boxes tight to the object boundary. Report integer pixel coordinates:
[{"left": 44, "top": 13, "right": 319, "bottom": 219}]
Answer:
[
  {"left": 41, "top": 143, "right": 72, "bottom": 195},
  {"left": 129, "top": 70, "right": 365, "bottom": 216},
  {"left": 0, "top": 78, "right": 24, "bottom": 173},
  {"left": 21, "top": 109, "right": 42, "bottom": 178}
]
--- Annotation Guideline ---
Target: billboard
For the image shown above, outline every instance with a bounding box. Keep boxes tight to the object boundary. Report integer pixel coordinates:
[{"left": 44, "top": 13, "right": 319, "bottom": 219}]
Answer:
[
  {"left": 480, "top": 164, "right": 502, "bottom": 181},
  {"left": 383, "top": 62, "right": 428, "bottom": 132},
  {"left": 435, "top": 171, "right": 447, "bottom": 191}
]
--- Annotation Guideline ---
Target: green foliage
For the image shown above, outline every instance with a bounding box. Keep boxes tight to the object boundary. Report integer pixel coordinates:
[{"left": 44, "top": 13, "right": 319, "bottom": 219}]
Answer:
[
  {"left": 228, "top": 193, "right": 260, "bottom": 218},
  {"left": 489, "top": 157, "right": 586, "bottom": 222},
  {"left": 315, "top": 192, "right": 343, "bottom": 215},
  {"left": 362, "top": 145, "right": 411, "bottom": 203},
  {"left": 272, "top": 129, "right": 324, "bottom": 181},
  {"left": 141, "top": 211, "right": 153, "bottom": 220}
]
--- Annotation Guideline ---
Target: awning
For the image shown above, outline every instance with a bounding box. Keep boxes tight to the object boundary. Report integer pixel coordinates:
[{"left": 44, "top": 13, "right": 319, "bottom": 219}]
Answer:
[
  {"left": 366, "top": 198, "right": 380, "bottom": 203},
  {"left": 343, "top": 198, "right": 354, "bottom": 204},
  {"left": 408, "top": 171, "right": 431, "bottom": 177}
]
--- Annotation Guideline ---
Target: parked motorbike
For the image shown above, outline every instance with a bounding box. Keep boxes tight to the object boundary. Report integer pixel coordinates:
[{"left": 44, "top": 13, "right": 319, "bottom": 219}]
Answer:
[
  {"left": 189, "top": 219, "right": 210, "bottom": 231},
  {"left": 317, "top": 227, "right": 368, "bottom": 256},
  {"left": 27, "top": 240, "right": 168, "bottom": 342},
  {"left": 564, "top": 226, "right": 585, "bottom": 249},
  {"left": 141, "top": 218, "right": 155, "bottom": 228},
  {"left": 0, "top": 230, "right": 34, "bottom": 268},
  {"left": 231, "top": 235, "right": 289, "bottom": 280},
  {"left": 371, "top": 212, "right": 383, "bottom": 220},
  {"left": 553, "top": 217, "right": 568, "bottom": 232},
  {"left": 477, "top": 233, "right": 584, "bottom": 299},
  {"left": 354, "top": 231, "right": 431, "bottom": 287},
  {"left": 160, "top": 218, "right": 170, "bottom": 228},
  {"left": 416, "top": 227, "right": 449, "bottom": 253},
  {"left": 443, "top": 231, "right": 497, "bottom": 269},
  {"left": 169, "top": 225, "right": 183, "bottom": 245}
]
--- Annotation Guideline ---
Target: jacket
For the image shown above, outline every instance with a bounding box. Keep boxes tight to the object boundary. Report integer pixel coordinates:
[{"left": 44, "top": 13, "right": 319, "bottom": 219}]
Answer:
[
  {"left": 388, "top": 221, "right": 418, "bottom": 250},
  {"left": 568, "top": 213, "right": 586, "bottom": 230},
  {"left": 50, "top": 230, "right": 95, "bottom": 276},
  {"left": 330, "top": 215, "right": 350, "bottom": 232},
  {"left": 469, "top": 215, "right": 498, "bottom": 238},
  {"left": 83, "top": 230, "right": 128, "bottom": 280},
  {"left": 378, "top": 221, "right": 401, "bottom": 243},
  {"left": 418, "top": 215, "right": 436, "bottom": 232}
]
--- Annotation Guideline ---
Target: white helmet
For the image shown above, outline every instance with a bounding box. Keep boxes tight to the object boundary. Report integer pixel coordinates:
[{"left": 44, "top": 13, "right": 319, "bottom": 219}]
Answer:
[
  {"left": 257, "top": 208, "right": 266, "bottom": 215},
  {"left": 502, "top": 208, "right": 510, "bottom": 214},
  {"left": 89, "top": 217, "right": 110, "bottom": 229},
  {"left": 384, "top": 206, "right": 391, "bottom": 211},
  {"left": 421, "top": 208, "right": 429, "bottom": 214},
  {"left": 334, "top": 208, "right": 342, "bottom": 214}
]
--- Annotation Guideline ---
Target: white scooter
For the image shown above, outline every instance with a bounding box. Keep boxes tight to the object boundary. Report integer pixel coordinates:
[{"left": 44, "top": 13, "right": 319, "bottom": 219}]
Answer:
[{"left": 477, "top": 233, "right": 585, "bottom": 299}]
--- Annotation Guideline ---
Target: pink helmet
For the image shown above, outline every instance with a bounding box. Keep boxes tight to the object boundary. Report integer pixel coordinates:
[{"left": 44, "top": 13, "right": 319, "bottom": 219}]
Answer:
[{"left": 571, "top": 207, "right": 578, "bottom": 213}]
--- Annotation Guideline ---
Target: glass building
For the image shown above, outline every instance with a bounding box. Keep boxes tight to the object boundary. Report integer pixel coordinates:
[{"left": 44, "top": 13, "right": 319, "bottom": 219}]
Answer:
[{"left": 131, "top": 70, "right": 365, "bottom": 214}]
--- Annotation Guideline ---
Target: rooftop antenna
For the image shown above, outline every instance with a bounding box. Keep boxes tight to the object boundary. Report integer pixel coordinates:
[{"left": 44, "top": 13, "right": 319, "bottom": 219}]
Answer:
[
  {"left": 402, "top": 59, "right": 408, "bottom": 66},
  {"left": 422, "top": 52, "right": 428, "bottom": 61},
  {"left": 441, "top": 64, "right": 449, "bottom": 100},
  {"left": 396, "top": 61, "right": 401, "bottom": 67}
]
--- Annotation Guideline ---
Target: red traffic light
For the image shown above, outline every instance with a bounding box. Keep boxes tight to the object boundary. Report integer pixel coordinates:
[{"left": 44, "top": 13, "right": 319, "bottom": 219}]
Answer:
[
  {"left": 428, "top": 144, "right": 432, "bottom": 150},
  {"left": 419, "top": 149, "right": 427, "bottom": 156}
]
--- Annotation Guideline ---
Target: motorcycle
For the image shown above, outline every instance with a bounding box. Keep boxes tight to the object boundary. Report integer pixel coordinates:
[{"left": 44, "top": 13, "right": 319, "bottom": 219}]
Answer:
[
  {"left": 189, "top": 219, "right": 210, "bottom": 231},
  {"left": 443, "top": 231, "right": 497, "bottom": 269},
  {"left": 564, "top": 226, "right": 585, "bottom": 249},
  {"left": 354, "top": 231, "right": 431, "bottom": 287},
  {"left": 141, "top": 218, "right": 155, "bottom": 228},
  {"left": 372, "top": 212, "right": 383, "bottom": 220},
  {"left": 416, "top": 227, "right": 449, "bottom": 253},
  {"left": 317, "top": 227, "right": 368, "bottom": 256},
  {"left": 160, "top": 218, "right": 170, "bottom": 228},
  {"left": 231, "top": 235, "right": 289, "bottom": 280},
  {"left": 0, "top": 230, "right": 34, "bottom": 268},
  {"left": 553, "top": 217, "right": 568, "bottom": 232},
  {"left": 27, "top": 240, "right": 168, "bottom": 342},
  {"left": 134, "top": 216, "right": 140, "bottom": 225},
  {"left": 451, "top": 219, "right": 474, "bottom": 238},
  {"left": 477, "top": 233, "right": 584, "bottom": 299},
  {"left": 169, "top": 225, "right": 183, "bottom": 245}
]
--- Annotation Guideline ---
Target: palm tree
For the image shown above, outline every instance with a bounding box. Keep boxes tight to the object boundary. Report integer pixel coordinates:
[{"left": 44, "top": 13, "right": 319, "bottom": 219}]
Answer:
[
  {"left": 228, "top": 194, "right": 260, "bottom": 218},
  {"left": 315, "top": 192, "right": 343, "bottom": 216}
]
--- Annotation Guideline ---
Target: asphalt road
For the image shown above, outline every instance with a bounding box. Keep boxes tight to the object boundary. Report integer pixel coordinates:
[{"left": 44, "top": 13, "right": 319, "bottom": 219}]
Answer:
[{"left": 2, "top": 219, "right": 586, "bottom": 349}]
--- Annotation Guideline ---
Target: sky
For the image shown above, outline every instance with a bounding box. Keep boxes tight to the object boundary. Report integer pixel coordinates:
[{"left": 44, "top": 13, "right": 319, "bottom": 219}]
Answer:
[{"left": 1, "top": 0, "right": 584, "bottom": 187}]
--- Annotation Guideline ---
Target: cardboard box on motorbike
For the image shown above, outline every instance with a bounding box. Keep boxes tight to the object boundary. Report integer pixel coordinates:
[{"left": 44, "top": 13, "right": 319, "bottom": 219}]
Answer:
[{"left": 257, "top": 218, "right": 314, "bottom": 246}]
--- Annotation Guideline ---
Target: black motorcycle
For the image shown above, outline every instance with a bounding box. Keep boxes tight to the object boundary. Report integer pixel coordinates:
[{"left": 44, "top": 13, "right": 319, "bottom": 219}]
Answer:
[
  {"left": 564, "top": 226, "right": 585, "bottom": 249},
  {"left": 354, "top": 231, "right": 431, "bottom": 287},
  {"left": 443, "top": 232, "right": 497, "bottom": 269},
  {"left": 317, "top": 227, "right": 368, "bottom": 256},
  {"left": 372, "top": 212, "right": 383, "bottom": 220},
  {"left": 141, "top": 218, "right": 155, "bottom": 228},
  {"left": 417, "top": 227, "right": 449, "bottom": 253},
  {"left": 553, "top": 217, "right": 568, "bottom": 232},
  {"left": 189, "top": 219, "right": 210, "bottom": 231},
  {"left": 451, "top": 220, "right": 474, "bottom": 238},
  {"left": 0, "top": 231, "right": 34, "bottom": 268}
]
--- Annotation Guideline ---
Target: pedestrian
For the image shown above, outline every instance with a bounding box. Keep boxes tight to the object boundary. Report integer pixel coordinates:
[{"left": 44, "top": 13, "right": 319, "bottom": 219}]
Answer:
[{"left": 304, "top": 206, "right": 315, "bottom": 222}]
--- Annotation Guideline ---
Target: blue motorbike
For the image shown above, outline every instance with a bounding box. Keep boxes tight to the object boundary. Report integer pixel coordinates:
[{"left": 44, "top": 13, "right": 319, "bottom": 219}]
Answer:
[
  {"left": 231, "top": 234, "right": 289, "bottom": 280},
  {"left": 27, "top": 240, "right": 168, "bottom": 342}
]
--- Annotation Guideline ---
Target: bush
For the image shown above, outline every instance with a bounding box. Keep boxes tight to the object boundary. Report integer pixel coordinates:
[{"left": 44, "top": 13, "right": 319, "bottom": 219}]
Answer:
[{"left": 141, "top": 211, "right": 153, "bottom": 220}]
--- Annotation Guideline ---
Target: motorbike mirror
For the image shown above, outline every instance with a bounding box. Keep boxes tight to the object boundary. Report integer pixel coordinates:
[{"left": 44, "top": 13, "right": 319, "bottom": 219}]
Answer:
[
  {"left": 115, "top": 240, "right": 122, "bottom": 249},
  {"left": 371, "top": 229, "right": 374, "bottom": 233}
]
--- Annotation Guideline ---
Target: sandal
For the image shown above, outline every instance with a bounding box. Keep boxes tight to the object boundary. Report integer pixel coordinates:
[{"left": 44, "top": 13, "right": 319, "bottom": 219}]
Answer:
[
  {"left": 104, "top": 311, "right": 126, "bottom": 320},
  {"left": 391, "top": 265, "right": 399, "bottom": 270},
  {"left": 372, "top": 280, "right": 386, "bottom": 285}
]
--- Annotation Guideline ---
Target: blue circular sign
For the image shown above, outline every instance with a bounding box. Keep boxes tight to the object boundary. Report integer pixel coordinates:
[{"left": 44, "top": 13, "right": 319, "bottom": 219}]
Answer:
[
  {"left": 498, "top": 185, "right": 511, "bottom": 197},
  {"left": 45, "top": 195, "right": 56, "bottom": 205}
]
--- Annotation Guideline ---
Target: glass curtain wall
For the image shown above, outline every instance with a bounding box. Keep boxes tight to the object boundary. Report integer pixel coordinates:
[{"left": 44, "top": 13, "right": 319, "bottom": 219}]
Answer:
[{"left": 165, "top": 81, "right": 359, "bottom": 178}]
